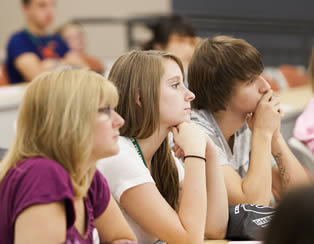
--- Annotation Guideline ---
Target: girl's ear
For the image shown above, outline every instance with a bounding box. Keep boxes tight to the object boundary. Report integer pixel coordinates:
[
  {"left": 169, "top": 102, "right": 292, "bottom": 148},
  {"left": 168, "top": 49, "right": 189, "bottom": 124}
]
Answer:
[
  {"left": 153, "top": 43, "right": 163, "bottom": 50},
  {"left": 136, "top": 90, "right": 142, "bottom": 108}
]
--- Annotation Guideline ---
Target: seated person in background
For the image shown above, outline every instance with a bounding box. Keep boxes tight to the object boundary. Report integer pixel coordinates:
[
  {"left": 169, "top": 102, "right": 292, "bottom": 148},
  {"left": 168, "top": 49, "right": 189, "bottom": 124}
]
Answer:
[
  {"left": 264, "top": 184, "right": 314, "bottom": 244},
  {"left": 0, "top": 148, "right": 7, "bottom": 160},
  {"left": 294, "top": 48, "right": 314, "bottom": 155},
  {"left": 0, "top": 69, "right": 137, "bottom": 243},
  {"left": 0, "top": 65, "right": 9, "bottom": 86},
  {"left": 97, "top": 50, "right": 228, "bottom": 244},
  {"left": 56, "top": 21, "right": 105, "bottom": 74},
  {"left": 188, "top": 35, "right": 312, "bottom": 206},
  {"left": 5, "top": 0, "right": 86, "bottom": 84},
  {"left": 143, "top": 15, "right": 200, "bottom": 74}
]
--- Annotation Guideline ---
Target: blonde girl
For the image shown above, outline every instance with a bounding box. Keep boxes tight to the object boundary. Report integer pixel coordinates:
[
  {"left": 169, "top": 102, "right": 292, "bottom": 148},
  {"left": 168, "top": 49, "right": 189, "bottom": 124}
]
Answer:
[{"left": 0, "top": 69, "right": 136, "bottom": 244}]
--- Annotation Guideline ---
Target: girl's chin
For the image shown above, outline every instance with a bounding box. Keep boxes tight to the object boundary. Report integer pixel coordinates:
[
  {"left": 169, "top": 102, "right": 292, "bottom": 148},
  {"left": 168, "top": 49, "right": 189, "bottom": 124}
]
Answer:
[
  {"left": 166, "top": 117, "right": 192, "bottom": 129},
  {"left": 171, "top": 118, "right": 191, "bottom": 126}
]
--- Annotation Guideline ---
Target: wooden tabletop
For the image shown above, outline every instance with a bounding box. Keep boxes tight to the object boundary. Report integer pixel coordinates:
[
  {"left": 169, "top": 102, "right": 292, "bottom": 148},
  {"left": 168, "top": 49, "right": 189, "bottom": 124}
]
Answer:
[
  {"left": 277, "top": 84, "right": 312, "bottom": 115},
  {"left": 204, "top": 240, "right": 229, "bottom": 244},
  {"left": 204, "top": 241, "right": 263, "bottom": 244}
]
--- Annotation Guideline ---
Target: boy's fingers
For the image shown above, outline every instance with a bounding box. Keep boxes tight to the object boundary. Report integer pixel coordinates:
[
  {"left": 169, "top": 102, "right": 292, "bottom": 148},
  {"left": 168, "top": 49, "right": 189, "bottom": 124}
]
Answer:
[{"left": 260, "top": 90, "right": 273, "bottom": 103}]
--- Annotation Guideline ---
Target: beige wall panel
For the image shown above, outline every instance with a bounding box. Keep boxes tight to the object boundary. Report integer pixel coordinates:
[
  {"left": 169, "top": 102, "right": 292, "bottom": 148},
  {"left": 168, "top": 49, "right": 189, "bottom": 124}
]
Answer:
[
  {"left": 0, "top": 1, "right": 24, "bottom": 60},
  {"left": 0, "top": 0, "right": 171, "bottom": 61},
  {"left": 84, "top": 24, "right": 127, "bottom": 60}
]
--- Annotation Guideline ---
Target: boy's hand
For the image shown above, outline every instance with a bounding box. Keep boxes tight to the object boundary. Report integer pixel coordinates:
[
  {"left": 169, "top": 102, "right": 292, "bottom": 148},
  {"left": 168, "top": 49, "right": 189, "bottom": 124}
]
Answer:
[{"left": 248, "top": 90, "right": 282, "bottom": 137}]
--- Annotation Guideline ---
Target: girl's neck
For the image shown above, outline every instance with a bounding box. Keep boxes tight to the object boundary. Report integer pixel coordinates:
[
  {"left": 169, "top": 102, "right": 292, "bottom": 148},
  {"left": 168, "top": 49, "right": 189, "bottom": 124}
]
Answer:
[
  {"left": 136, "top": 127, "right": 169, "bottom": 170},
  {"left": 78, "top": 161, "right": 96, "bottom": 182}
]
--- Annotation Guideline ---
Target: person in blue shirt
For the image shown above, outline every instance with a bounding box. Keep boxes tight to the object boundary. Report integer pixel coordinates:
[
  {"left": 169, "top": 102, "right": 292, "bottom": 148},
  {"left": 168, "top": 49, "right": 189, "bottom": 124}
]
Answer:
[{"left": 5, "top": 0, "right": 86, "bottom": 84}]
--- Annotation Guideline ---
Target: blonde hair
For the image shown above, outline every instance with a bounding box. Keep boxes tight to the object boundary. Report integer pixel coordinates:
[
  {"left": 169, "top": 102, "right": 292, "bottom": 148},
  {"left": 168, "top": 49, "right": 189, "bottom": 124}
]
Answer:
[
  {"left": 108, "top": 50, "right": 184, "bottom": 209},
  {"left": 56, "top": 20, "right": 83, "bottom": 37},
  {"left": 0, "top": 68, "right": 118, "bottom": 198}
]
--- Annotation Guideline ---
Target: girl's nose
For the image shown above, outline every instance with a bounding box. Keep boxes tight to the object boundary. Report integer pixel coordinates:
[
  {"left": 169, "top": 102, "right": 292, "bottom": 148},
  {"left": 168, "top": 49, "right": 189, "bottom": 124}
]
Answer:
[
  {"left": 185, "top": 88, "right": 195, "bottom": 102},
  {"left": 112, "top": 111, "right": 125, "bottom": 128}
]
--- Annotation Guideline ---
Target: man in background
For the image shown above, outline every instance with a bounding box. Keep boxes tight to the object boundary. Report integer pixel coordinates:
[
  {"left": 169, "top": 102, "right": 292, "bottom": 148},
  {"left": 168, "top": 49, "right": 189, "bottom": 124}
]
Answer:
[{"left": 5, "top": 0, "right": 86, "bottom": 84}]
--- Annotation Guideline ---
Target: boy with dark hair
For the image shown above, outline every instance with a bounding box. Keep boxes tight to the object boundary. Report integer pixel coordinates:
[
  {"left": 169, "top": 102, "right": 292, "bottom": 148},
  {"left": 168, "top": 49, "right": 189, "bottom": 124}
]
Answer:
[
  {"left": 189, "top": 35, "right": 312, "bottom": 206},
  {"left": 143, "top": 15, "right": 199, "bottom": 71},
  {"left": 5, "top": 0, "right": 85, "bottom": 84}
]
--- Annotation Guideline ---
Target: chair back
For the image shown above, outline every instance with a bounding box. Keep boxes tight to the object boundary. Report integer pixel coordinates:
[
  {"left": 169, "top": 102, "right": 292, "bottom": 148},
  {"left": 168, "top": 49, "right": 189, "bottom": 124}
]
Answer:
[
  {"left": 0, "top": 63, "right": 9, "bottom": 86},
  {"left": 288, "top": 137, "right": 314, "bottom": 175}
]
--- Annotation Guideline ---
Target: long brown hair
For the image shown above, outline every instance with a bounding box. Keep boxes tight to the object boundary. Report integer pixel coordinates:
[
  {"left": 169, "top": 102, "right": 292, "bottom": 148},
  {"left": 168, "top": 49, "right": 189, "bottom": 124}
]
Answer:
[{"left": 109, "top": 50, "right": 184, "bottom": 209}]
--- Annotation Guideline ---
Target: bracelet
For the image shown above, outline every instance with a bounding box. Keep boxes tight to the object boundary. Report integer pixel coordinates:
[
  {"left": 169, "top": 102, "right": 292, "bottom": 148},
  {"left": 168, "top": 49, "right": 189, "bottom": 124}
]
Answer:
[{"left": 183, "top": 155, "right": 206, "bottom": 163}]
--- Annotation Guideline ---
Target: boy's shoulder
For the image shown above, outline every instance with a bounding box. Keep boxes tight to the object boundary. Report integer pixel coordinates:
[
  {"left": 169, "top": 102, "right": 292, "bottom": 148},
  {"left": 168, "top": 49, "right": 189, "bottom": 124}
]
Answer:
[{"left": 191, "top": 109, "right": 218, "bottom": 134}]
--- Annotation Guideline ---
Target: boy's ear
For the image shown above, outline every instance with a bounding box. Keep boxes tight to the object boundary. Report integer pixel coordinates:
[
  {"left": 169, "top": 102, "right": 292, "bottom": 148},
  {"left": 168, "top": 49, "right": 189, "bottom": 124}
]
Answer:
[{"left": 136, "top": 91, "right": 142, "bottom": 108}]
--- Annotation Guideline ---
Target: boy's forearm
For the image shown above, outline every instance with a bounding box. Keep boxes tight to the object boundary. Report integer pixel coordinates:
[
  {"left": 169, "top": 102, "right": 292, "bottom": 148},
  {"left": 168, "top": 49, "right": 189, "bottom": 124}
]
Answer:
[
  {"left": 242, "top": 129, "right": 273, "bottom": 204},
  {"left": 204, "top": 151, "right": 228, "bottom": 239},
  {"left": 271, "top": 133, "right": 311, "bottom": 192}
]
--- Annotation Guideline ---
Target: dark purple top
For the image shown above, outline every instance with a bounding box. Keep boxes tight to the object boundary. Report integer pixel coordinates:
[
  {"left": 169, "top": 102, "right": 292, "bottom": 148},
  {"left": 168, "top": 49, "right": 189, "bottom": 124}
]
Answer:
[{"left": 0, "top": 157, "right": 110, "bottom": 244}]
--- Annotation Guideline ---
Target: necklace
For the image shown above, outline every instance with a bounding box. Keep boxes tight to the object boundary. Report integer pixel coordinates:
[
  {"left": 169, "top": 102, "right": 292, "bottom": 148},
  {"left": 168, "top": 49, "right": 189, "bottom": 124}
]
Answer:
[
  {"left": 23, "top": 29, "right": 51, "bottom": 47},
  {"left": 130, "top": 137, "right": 148, "bottom": 168},
  {"left": 23, "top": 29, "right": 57, "bottom": 58}
]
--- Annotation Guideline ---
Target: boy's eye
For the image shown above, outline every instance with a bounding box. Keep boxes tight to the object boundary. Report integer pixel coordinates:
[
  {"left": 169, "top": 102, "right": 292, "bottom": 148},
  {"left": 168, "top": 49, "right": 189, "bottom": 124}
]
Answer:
[{"left": 247, "top": 78, "right": 255, "bottom": 85}]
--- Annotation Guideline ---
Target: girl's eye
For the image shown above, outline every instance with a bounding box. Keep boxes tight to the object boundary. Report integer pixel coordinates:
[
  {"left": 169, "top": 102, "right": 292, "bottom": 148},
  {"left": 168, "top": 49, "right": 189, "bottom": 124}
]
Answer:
[
  {"left": 172, "top": 83, "right": 180, "bottom": 88},
  {"left": 98, "top": 105, "right": 111, "bottom": 120}
]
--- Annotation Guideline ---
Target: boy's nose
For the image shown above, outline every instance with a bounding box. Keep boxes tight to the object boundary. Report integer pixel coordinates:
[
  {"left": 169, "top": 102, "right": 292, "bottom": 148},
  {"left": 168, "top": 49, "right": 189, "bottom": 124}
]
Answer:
[{"left": 259, "top": 76, "right": 271, "bottom": 93}]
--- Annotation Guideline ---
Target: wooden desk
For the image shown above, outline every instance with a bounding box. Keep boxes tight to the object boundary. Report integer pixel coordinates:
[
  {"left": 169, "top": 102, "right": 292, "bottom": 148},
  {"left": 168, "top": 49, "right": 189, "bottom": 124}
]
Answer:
[
  {"left": 278, "top": 84, "right": 312, "bottom": 114},
  {"left": 204, "top": 240, "right": 228, "bottom": 244},
  {"left": 204, "top": 241, "right": 262, "bottom": 244},
  {"left": 277, "top": 85, "right": 313, "bottom": 141}
]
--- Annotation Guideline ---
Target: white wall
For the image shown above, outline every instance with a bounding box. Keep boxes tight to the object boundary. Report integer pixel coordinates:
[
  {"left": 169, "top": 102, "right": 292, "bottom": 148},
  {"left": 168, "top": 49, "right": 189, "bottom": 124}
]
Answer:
[{"left": 0, "top": 0, "right": 171, "bottom": 61}]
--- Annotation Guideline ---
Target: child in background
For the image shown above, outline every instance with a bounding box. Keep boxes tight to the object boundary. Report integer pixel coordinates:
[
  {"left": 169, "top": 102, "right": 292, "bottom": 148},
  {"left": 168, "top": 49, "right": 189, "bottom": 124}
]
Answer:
[{"left": 57, "top": 21, "right": 105, "bottom": 74}]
